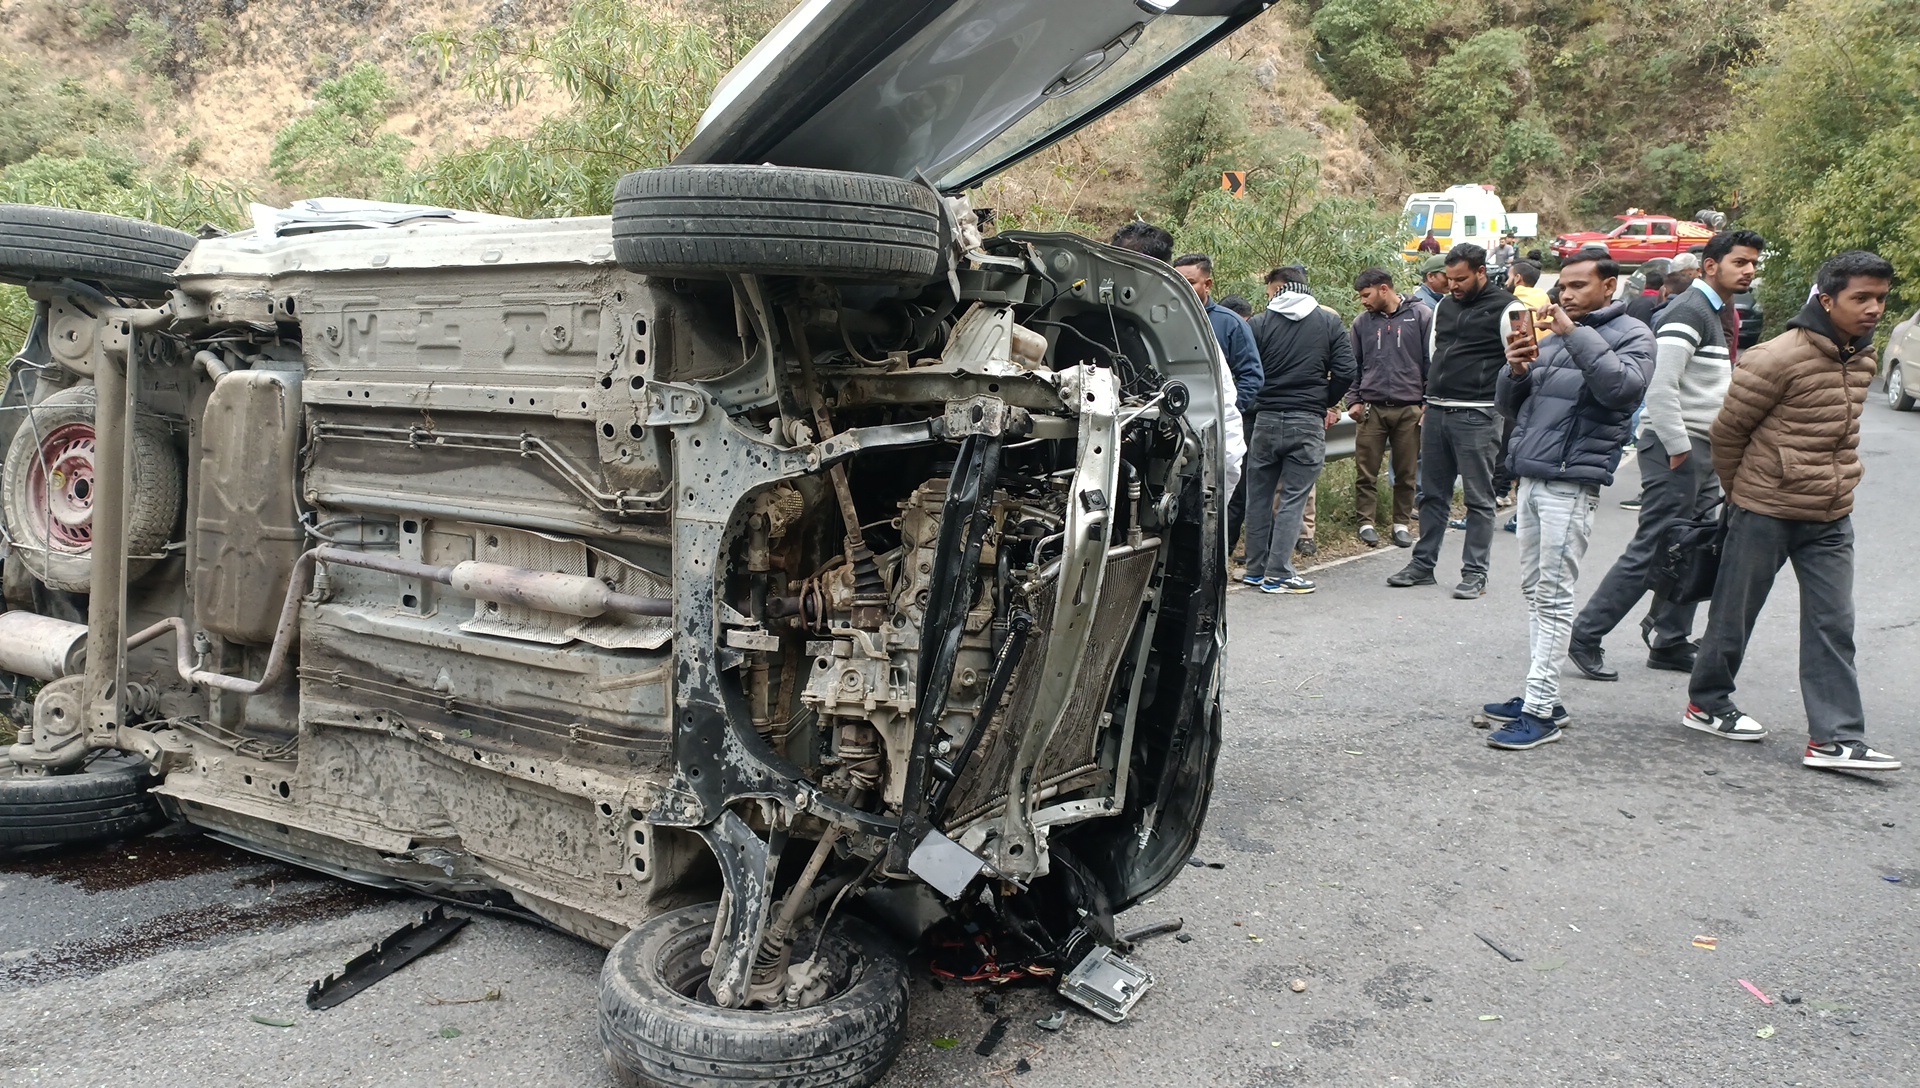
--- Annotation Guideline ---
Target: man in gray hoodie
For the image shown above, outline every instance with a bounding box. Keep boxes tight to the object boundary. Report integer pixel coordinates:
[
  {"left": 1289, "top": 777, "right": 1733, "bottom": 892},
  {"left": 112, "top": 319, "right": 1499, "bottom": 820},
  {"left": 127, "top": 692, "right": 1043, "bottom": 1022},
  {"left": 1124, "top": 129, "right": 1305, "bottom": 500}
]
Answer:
[{"left": 1568, "top": 230, "right": 1763, "bottom": 680}]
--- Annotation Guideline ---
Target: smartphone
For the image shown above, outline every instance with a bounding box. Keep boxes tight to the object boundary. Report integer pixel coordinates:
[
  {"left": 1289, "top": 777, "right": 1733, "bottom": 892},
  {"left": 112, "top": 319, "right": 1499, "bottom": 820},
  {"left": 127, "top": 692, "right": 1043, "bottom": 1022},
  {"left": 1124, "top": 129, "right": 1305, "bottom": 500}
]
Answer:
[{"left": 1511, "top": 308, "right": 1536, "bottom": 344}]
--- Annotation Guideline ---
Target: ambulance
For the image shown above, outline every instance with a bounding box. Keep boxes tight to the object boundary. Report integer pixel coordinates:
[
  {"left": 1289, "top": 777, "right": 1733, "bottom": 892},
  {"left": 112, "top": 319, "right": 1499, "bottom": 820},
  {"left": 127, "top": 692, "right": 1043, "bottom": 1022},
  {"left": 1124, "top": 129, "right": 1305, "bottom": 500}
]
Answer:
[{"left": 1400, "top": 184, "right": 1528, "bottom": 262}]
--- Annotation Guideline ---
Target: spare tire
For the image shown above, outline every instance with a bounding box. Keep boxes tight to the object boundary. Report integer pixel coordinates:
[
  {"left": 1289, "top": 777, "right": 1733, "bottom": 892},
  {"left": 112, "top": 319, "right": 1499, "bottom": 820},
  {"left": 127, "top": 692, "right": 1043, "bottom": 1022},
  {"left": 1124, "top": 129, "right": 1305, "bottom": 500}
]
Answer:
[
  {"left": 2, "top": 385, "right": 183, "bottom": 594},
  {"left": 599, "top": 902, "right": 909, "bottom": 1088},
  {"left": 0, "top": 752, "right": 164, "bottom": 847},
  {"left": 612, "top": 165, "right": 944, "bottom": 284},
  {"left": 0, "top": 204, "right": 195, "bottom": 299}
]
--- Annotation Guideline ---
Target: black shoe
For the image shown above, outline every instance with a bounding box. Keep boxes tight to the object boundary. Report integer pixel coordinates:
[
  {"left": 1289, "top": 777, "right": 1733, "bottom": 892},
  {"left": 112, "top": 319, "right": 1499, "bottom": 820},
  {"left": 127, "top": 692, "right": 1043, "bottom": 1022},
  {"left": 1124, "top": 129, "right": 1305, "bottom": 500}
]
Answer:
[
  {"left": 1387, "top": 565, "right": 1436, "bottom": 588},
  {"left": 1452, "top": 575, "right": 1487, "bottom": 599},
  {"left": 1391, "top": 527, "right": 1413, "bottom": 548},
  {"left": 1295, "top": 538, "right": 1317, "bottom": 557},
  {"left": 1568, "top": 640, "right": 1617, "bottom": 681},
  {"left": 1358, "top": 525, "right": 1380, "bottom": 547},
  {"left": 1647, "top": 641, "right": 1698, "bottom": 672},
  {"left": 1619, "top": 497, "right": 1643, "bottom": 511}
]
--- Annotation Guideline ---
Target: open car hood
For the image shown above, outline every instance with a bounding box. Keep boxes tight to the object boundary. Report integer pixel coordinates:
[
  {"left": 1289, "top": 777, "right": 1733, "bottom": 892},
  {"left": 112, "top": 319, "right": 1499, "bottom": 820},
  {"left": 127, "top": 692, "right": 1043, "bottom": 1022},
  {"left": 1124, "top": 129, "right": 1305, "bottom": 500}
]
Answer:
[{"left": 675, "top": 0, "right": 1272, "bottom": 192}]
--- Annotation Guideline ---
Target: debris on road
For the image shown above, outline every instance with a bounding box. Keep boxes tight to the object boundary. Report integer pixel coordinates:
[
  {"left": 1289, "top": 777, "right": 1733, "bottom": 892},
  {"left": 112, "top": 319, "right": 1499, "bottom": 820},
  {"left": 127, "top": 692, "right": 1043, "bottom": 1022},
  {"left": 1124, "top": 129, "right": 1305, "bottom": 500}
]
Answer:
[
  {"left": 1782, "top": 992, "right": 1803, "bottom": 1005},
  {"left": 1016, "top": 1057, "right": 1033, "bottom": 1074},
  {"left": 250, "top": 1015, "right": 295, "bottom": 1028},
  {"left": 1476, "top": 932, "right": 1524, "bottom": 962},
  {"left": 1117, "top": 918, "right": 1184, "bottom": 944},
  {"left": 930, "top": 1036, "right": 960, "bottom": 1050},
  {"left": 1478, "top": 1014, "right": 1502, "bottom": 1021},
  {"left": 1883, "top": 874, "right": 1902, "bottom": 883},
  {"left": 1755, "top": 1024, "right": 1775, "bottom": 1039},
  {"left": 438, "top": 1026, "right": 463, "bottom": 1039},
  {"left": 1738, "top": 979, "right": 1773, "bottom": 1005},
  {"left": 1034, "top": 1011, "right": 1067, "bottom": 1032},
  {"left": 1289, "top": 979, "right": 1307, "bottom": 993},
  {"left": 1691, "top": 935, "right": 1719, "bottom": 950},
  {"left": 975, "top": 1017, "right": 1011, "bottom": 1057},
  {"left": 306, "top": 906, "right": 471, "bottom": 1010},
  {"left": 1175, "top": 933, "right": 1193, "bottom": 943},
  {"left": 1618, "top": 809, "right": 1635, "bottom": 819},
  {"left": 427, "top": 987, "right": 503, "bottom": 1006},
  {"left": 1186, "top": 856, "right": 1226, "bottom": 869}
]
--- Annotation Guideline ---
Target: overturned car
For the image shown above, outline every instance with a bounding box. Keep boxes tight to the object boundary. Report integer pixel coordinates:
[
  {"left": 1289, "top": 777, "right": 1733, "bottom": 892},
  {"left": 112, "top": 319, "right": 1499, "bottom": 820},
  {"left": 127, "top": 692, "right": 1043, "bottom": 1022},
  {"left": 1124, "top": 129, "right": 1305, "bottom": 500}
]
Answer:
[{"left": 0, "top": 1, "right": 1263, "bottom": 1083}]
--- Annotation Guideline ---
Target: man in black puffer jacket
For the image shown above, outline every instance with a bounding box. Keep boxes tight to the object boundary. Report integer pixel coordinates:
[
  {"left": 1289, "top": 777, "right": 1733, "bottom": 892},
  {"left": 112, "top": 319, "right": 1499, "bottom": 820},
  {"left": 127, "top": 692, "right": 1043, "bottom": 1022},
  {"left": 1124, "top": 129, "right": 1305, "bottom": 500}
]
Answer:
[{"left": 1479, "top": 252, "right": 1654, "bottom": 751}]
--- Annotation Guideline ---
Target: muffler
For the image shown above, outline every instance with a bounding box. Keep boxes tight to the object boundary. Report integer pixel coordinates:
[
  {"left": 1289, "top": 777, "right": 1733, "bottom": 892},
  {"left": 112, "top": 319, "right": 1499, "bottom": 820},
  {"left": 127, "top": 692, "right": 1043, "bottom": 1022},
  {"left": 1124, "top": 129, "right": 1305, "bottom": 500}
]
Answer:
[{"left": 0, "top": 610, "right": 89, "bottom": 680}]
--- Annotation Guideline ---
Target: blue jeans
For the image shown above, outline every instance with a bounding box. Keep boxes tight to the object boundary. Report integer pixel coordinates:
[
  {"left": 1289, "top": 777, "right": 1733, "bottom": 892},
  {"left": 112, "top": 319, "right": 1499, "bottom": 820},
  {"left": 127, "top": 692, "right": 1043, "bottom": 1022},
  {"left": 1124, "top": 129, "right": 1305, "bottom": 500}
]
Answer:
[
  {"left": 1243, "top": 410, "right": 1326, "bottom": 581},
  {"left": 1518, "top": 477, "right": 1599, "bottom": 718}
]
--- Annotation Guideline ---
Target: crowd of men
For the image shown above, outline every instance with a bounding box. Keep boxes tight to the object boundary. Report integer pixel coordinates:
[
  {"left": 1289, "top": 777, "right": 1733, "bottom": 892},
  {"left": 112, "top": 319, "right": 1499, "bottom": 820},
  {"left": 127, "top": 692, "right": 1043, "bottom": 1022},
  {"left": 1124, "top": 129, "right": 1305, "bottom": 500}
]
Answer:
[{"left": 1107, "top": 219, "right": 1902, "bottom": 775}]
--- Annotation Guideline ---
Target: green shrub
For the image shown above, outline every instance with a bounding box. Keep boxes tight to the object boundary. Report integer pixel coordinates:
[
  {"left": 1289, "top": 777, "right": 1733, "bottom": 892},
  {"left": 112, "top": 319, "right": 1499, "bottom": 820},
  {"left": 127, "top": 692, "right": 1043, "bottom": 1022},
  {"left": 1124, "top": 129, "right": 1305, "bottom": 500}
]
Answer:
[{"left": 270, "top": 63, "right": 413, "bottom": 199}]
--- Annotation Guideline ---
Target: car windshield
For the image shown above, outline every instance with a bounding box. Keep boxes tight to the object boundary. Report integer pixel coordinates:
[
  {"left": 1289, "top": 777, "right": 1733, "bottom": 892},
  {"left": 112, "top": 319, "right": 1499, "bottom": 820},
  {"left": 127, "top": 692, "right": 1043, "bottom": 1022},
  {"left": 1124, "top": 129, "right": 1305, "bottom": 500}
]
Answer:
[{"left": 938, "top": 12, "right": 1230, "bottom": 191}]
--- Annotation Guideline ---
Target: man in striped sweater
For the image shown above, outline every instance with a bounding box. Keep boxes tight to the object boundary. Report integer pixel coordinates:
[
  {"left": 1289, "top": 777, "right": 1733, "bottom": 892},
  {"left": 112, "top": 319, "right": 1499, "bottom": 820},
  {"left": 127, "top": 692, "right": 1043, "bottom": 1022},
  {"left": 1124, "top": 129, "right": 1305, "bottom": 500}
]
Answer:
[{"left": 1568, "top": 230, "right": 1764, "bottom": 680}]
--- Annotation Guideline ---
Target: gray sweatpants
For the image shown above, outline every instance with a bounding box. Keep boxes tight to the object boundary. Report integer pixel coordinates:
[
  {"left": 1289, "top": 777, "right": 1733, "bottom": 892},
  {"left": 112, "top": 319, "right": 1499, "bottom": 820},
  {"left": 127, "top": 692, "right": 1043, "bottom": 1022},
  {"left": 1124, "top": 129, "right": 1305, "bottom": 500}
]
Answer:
[
  {"left": 1518, "top": 477, "right": 1600, "bottom": 718},
  {"left": 1688, "top": 507, "right": 1864, "bottom": 744},
  {"left": 1243, "top": 410, "right": 1326, "bottom": 582},
  {"left": 1573, "top": 432, "right": 1720, "bottom": 649}
]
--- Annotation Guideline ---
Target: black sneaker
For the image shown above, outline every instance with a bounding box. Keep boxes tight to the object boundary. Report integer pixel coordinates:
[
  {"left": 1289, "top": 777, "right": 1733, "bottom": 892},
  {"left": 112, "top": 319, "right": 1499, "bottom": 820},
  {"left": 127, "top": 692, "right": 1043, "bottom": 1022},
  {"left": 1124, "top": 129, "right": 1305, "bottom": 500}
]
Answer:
[
  {"left": 1804, "top": 740, "right": 1902, "bottom": 771},
  {"left": 1358, "top": 525, "right": 1380, "bottom": 547},
  {"left": 1647, "top": 641, "right": 1698, "bottom": 672},
  {"left": 1387, "top": 565, "right": 1436, "bottom": 588},
  {"left": 1476, "top": 698, "right": 1571, "bottom": 729},
  {"left": 1453, "top": 575, "right": 1487, "bottom": 599},
  {"left": 1487, "top": 712, "right": 1563, "bottom": 750},
  {"left": 1619, "top": 497, "right": 1643, "bottom": 511},
  {"left": 1682, "top": 704, "right": 1767, "bottom": 742},
  {"left": 1568, "top": 640, "right": 1617, "bottom": 681},
  {"left": 1295, "top": 538, "right": 1317, "bottom": 557}
]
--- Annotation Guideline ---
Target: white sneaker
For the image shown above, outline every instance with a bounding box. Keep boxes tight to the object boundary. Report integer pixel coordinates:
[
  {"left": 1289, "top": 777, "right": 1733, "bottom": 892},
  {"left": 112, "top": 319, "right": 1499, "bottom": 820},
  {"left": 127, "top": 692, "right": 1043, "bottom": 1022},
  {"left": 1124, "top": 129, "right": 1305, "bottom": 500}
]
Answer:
[
  {"left": 1682, "top": 705, "right": 1767, "bottom": 741},
  {"left": 1804, "top": 740, "right": 1902, "bottom": 771}
]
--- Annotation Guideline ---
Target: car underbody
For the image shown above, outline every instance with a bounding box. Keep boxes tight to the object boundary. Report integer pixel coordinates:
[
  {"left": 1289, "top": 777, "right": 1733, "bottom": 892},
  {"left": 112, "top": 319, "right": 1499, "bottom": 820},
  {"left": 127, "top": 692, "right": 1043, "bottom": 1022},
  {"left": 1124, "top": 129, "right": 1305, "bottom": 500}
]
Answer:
[{"left": 0, "top": 181, "right": 1228, "bottom": 1079}]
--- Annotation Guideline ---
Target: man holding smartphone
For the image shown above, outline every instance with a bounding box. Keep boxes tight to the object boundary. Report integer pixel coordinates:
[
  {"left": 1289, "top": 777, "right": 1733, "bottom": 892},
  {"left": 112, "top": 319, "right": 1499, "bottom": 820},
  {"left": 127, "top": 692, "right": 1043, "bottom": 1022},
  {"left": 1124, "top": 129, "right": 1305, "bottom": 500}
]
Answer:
[{"left": 1480, "top": 253, "right": 1655, "bottom": 749}]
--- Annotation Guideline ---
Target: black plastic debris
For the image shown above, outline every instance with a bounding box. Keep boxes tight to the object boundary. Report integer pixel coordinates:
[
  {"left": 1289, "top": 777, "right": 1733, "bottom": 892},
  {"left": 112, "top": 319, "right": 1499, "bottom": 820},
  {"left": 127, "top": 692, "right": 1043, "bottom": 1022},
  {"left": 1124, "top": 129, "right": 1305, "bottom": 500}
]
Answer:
[
  {"left": 1016, "top": 1057, "right": 1033, "bottom": 1074},
  {"left": 307, "top": 906, "right": 470, "bottom": 1010},
  {"left": 1186, "top": 856, "right": 1226, "bottom": 869},
  {"left": 975, "top": 1016, "right": 1011, "bottom": 1057},
  {"left": 1117, "top": 918, "right": 1184, "bottom": 944},
  {"left": 1475, "top": 932, "right": 1523, "bottom": 963}
]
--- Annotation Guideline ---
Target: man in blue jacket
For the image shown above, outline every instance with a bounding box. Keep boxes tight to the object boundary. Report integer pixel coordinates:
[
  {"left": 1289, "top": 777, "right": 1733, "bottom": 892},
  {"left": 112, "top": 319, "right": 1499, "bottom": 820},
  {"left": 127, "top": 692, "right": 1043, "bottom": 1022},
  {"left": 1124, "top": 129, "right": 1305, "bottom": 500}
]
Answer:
[
  {"left": 1481, "top": 252, "right": 1655, "bottom": 750},
  {"left": 1175, "top": 253, "right": 1264, "bottom": 551}
]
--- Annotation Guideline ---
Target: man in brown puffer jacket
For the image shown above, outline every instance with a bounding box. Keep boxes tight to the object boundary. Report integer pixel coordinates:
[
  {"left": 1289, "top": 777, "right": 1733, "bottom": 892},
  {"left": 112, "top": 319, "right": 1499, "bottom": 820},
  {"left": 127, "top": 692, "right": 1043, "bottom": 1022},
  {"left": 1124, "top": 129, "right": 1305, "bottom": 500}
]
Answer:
[{"left": 1682, "top": 251, "right": 1901, "bottom": 771}]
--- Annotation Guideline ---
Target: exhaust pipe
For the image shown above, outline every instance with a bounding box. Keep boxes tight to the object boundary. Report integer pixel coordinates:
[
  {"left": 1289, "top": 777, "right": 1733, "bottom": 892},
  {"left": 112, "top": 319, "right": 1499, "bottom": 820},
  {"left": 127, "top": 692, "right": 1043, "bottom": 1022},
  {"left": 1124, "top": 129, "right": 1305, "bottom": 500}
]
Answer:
[{"left": 0, "top": 611, "right": 89, "bottom": 681}]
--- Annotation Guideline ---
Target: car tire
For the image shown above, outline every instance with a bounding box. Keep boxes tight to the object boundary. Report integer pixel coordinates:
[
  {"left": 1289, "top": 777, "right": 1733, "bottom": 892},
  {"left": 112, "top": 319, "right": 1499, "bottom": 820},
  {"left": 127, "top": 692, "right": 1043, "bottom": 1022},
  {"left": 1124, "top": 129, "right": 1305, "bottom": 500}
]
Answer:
[
  {"left": 2, "top": 385, "right": 184, "bottom": 594},
  {"left": 611, "top": 165, "right": 945, "bottom": 285},
  {"left": 0, "top": 204, "right": 195, "bottom": 299},
  {"left": 0, "top": 752, "right": 164, "bottom": 847},
  {"left": 599, "top": 902, "right": 909, "bottom": 1088},
  {"left": 1890, "top": 362, "right": 1916, "bottom": 411}
]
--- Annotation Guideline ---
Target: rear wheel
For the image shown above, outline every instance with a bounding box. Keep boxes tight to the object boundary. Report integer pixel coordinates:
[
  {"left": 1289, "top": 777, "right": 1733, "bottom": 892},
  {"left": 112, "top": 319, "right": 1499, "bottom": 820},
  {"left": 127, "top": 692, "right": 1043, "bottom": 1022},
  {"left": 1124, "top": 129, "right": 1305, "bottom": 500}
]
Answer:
[
  {"left": 0, "top": 752, "right": 164, "bottom": 847},
  {"left": 599, "top": 902, "right": 909, "bottom": 1088},
  {"left": 0, "top": 204, "right": 195, "bottom": 298},
  {"left": 611, "top": 165, "right": 945, "bottom": 285},
  {"left": 1890, "top": 362, "right": 1915, "bottom": 411}
]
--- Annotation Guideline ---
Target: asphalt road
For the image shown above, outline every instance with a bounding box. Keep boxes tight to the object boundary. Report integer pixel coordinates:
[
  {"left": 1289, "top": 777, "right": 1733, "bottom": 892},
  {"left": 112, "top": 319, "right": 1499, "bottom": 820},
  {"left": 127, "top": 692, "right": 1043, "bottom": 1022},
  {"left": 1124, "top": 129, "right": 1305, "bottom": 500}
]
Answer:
[{"left": 5, "top": 395, "right": 1917, "bottom": 1088}]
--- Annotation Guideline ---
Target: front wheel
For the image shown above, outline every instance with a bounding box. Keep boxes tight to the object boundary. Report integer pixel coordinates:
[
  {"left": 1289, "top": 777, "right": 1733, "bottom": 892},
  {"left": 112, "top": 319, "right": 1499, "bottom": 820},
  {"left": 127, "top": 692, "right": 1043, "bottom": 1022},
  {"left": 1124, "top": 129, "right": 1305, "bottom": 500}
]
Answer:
[
  {"left": 1890, "top": 363, "right": 1916, "bottom": 411},
  {"left": 599, "top": 902, "right": 909, "bottom": 1088}
]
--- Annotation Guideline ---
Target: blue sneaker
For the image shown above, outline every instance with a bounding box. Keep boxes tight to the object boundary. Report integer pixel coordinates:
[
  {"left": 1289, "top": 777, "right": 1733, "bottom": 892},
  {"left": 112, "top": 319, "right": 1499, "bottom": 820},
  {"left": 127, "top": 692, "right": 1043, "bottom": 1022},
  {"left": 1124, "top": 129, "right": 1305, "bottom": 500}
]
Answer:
[
  {"left": 1448, "top": 518, "right": 1468, "bottom": 530},
  {"left": 1260, "top": 576, "right": 1316, "bottom": 594},
  {"left": 1239, "top": 572, "right": 1265, "bottom": 586},
  {"left": 1487, "top": 712, "right": 1564, "bottom": 750},
  {"left": 1479, "top": 698, "right": 1570, "bottom": 728},
  {"left": 1502, "top": 516, "right": 1517, "bottom": 534}
]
